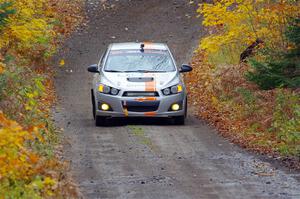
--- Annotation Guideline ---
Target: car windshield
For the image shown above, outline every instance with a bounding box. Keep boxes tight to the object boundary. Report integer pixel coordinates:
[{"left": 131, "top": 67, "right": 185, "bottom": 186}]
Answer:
[{"left": 104, "top": 49, "right": 175, "bottom": 72}]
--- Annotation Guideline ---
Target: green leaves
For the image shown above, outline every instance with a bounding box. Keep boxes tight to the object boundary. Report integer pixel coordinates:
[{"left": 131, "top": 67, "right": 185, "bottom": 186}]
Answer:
[
  {"left": 246, "top": 17, "right": 300, "bottom": 90},
  {"left": 272, "top": 90, "right": 300, "bottom": 155},
  {"left": 0, "top": 2, "right": 16, "bottom": 28}
]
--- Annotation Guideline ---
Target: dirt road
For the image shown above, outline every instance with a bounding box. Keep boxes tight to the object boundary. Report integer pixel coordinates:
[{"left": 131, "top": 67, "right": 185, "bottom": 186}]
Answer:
[{"left": 54, "top": 0, "right": 300, "bottom": 198}]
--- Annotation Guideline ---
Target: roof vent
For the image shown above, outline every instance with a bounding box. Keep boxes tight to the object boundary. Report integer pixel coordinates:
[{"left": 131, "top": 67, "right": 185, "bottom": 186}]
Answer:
[{"left": 140, "top": 43, "right": 145, "bottom": 52}]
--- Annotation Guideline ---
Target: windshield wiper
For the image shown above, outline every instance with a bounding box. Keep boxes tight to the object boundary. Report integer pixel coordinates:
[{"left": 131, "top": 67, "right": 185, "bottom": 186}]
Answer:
[
  {"left": 123, "top": 70, "right": 165, "bottom": 73},
  {"left": 105, "top": 70, "right": 124, "bottom": 72},
  {"left": 124, "top": 70, "right": 150, "bottom": 73}
]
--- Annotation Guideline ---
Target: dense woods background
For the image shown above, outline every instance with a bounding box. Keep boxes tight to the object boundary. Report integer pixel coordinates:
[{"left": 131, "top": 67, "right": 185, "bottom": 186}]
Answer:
[{"left": 188, "top": 0, "right": 300, "bottom": 160}]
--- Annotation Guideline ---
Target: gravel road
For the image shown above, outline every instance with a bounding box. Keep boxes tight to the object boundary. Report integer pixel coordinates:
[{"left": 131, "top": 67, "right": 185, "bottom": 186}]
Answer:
[{"left": 54, "top": 0, "right": 300, "bottom": 198}]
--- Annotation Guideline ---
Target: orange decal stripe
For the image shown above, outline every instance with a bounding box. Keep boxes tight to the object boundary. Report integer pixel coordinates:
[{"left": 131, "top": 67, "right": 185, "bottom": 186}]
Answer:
[
  {"left": 143, "top": 41, "right": 153, "bottom": 49},
  {"left": 145, "top": 73, "right": 156, "bottom": 92},
  {"left": 144, "top": 112, "right": 156, "bottom": 116},
  {"left": 145, "top": 81, "right": 156, "bottom": 91}
]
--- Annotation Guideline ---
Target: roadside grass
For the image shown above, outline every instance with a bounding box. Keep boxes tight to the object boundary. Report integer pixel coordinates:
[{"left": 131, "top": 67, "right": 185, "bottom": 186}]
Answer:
[
  {"left": 128, "top": 126, "right": 155, "bottom": 150},
  {"left": 206, "top": 45, "right": 242, "bottom": 66}
]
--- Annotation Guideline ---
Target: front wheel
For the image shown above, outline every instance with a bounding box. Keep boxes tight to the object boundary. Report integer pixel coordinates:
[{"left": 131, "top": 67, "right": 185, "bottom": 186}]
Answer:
[
  {"left": 95, "top": 115, "right": 107, "bottom": 126},
  {"left": 173, "top": 115, "right": 185, "bottom": 125},
  {"left": 92, "top": 90, "right": 107, "bottom": 126},
  {"left": 91, "top": 90, "right": 96, "bottom": 119},
  {"left": 173, "top": 98, "right": 187, "bottom": 125}
]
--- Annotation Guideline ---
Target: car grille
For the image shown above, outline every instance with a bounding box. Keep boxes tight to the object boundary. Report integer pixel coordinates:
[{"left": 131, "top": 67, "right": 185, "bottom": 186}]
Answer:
[
  {"left": 123, "top": 101, "right": 159, "bottom": 112},
  {"left": 127, "top": 106, "right": 158, "bottom": 112},
  {"left": 123, "top": 91, "right": 159, "bottom": 97}
]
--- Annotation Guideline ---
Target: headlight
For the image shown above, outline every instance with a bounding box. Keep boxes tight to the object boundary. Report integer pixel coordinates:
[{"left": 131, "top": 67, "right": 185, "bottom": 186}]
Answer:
[
  {"left": 98, "top": 84, "right": 119, "bottom": 95},
  {"left": 162, "top": 84, "right": 183, "bottom": 95},
  {"left": 110, "top": 87, "right": 119, "bottom": 95},
  {"left": 162, "top": 88, "right": 171, "bottom": 95}
]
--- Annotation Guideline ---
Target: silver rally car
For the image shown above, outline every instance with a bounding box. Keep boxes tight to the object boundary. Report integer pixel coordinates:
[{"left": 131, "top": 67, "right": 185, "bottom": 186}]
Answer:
[{"left": 87, "top": 42, "right": 192, "bottom": 126}]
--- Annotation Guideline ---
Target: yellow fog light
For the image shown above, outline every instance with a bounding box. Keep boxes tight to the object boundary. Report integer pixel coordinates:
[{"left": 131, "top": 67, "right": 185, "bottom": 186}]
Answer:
[
  {"left": 101, "top": 103, "right": 110, "bottom": 111},
  {"left": 171, "top": 103, "right": 180, "bottom": 111}
]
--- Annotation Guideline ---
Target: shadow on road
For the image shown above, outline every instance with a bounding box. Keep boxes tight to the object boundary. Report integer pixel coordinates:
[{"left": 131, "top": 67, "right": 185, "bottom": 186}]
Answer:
[{"left": 99, "top": 117, "right": 176, "bottom": 127}]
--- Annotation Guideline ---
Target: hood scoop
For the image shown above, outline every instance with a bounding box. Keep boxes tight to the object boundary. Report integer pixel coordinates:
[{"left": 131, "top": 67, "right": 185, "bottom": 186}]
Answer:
[{"left": 127, "top": 77, "right": 154, "bottom": 82}]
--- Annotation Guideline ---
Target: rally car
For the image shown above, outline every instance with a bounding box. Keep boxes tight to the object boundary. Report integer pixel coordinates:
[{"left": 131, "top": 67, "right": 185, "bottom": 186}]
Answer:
[{"left": 87, "top": 42, "right": 192, "bottom": 126}]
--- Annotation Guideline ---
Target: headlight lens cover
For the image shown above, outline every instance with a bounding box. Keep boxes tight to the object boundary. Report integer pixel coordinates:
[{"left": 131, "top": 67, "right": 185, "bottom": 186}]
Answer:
[
  {"left": 98, "top": 84, "right": 119, "bottom": 95},
  {"left": 162, "top": 84, "right": 183, "bottom": 95},
  {"left": 110, "top": 87, "right": 119, "bottom": 95},
  {"left": 162, "top": 88, "right": 171, "bottom": 95}
]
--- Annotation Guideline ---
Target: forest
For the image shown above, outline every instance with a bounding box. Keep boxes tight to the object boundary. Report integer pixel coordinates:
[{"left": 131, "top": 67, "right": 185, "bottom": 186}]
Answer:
[{"left": 188, "top": 0, "right": 300, "bottom": 159}]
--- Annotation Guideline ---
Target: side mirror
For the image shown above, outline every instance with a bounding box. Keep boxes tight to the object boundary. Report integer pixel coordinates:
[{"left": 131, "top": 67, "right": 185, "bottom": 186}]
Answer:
[
  {"left": 179, "top": 64, "right": 192, "bottom": 73},
  {"left": 87, "top": 64, "right": 99, "bottom": 73}
]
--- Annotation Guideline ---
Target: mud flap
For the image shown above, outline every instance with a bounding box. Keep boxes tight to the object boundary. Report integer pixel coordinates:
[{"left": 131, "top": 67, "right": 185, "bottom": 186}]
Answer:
[{"left": 122, "top": 101, "right": 129, "bottom": 117}]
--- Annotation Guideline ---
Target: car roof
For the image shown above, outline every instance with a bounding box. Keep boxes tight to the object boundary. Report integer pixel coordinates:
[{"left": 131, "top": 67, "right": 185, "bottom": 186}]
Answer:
[{"left": 109, "top": 42, "right": 168, "bottom": 51}]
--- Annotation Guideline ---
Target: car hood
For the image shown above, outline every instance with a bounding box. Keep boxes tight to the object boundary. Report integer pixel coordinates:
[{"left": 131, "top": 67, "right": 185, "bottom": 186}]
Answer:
[{"left": 100, "top": 71, "right": 179, "bottom": 91}]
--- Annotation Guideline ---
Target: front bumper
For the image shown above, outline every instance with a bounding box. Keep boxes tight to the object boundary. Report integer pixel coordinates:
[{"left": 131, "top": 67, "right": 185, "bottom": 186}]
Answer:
[{"left": 95, "top": 92, "right": 186, "bottom": 118}]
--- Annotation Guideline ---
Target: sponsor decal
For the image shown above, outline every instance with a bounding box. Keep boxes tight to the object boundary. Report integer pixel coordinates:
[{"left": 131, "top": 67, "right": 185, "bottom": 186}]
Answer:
[{"left": 134, "top": 97, "right": 157, "bottom": 102}]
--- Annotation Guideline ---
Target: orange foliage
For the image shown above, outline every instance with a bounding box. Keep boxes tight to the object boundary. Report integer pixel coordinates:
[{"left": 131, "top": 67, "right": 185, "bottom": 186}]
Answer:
[{"left": 187, "top": 52, "right": 300, "bottom": 158}]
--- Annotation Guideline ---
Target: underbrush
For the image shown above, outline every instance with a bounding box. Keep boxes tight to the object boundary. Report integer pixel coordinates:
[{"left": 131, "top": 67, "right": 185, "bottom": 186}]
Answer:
[
  {"left": 187, "top": 54, "right": 300, "bottom": 157},
  {"left": 188, "top": 0, "right": 300, "bottom": 163},
  {"left": 0, "top": 0, "right": 83, "bottom": 197}
]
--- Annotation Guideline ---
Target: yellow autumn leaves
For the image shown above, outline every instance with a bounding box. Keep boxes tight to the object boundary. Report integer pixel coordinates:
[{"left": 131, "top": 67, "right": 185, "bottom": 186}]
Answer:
[
  {"left": 198, "top": 0, "right": 300, "bottom": 64},
  {"left": 0, "top": 112, "right": 39, "bottom": 179},
  {"left": 0, "top": 0, "right": 54, "bottom": 50},
  {"left": 0, "top": 0, "right": 83, "bottom": 197},
  {"left": 0, "top": 62, "right": 5, "bottom": 74},
  {"left": 0, "top": 112, "right": 58, "bottom": 197},
  {"left": 0, "top": 73, "right": 57, "bottom": 196},
  {"left": 0, "top": 55, "right": 4, "bottom": 74},
  {"left": 189, "top": 0, "right": 300, "bottom": 156}
]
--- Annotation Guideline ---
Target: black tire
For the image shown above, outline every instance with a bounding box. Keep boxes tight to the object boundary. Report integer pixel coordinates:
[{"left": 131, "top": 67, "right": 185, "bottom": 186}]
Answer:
[
  {"left": 184, "top": 97, "right": 188, "bottom": 118},
  {"left": 95, "top": 115, "right": 107, "bottom": 126},
  {"left": 173, "top": 115, "right": 185, "bottom": 125},
  {"left": 91, "top": 90, "right": 96, "bottom": 119},
  {"left": 173, "top": 98, "right": 187, "bottom": 125},
  {"left": 92, "top": 89, "right": 107, "bottom": 126}
]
